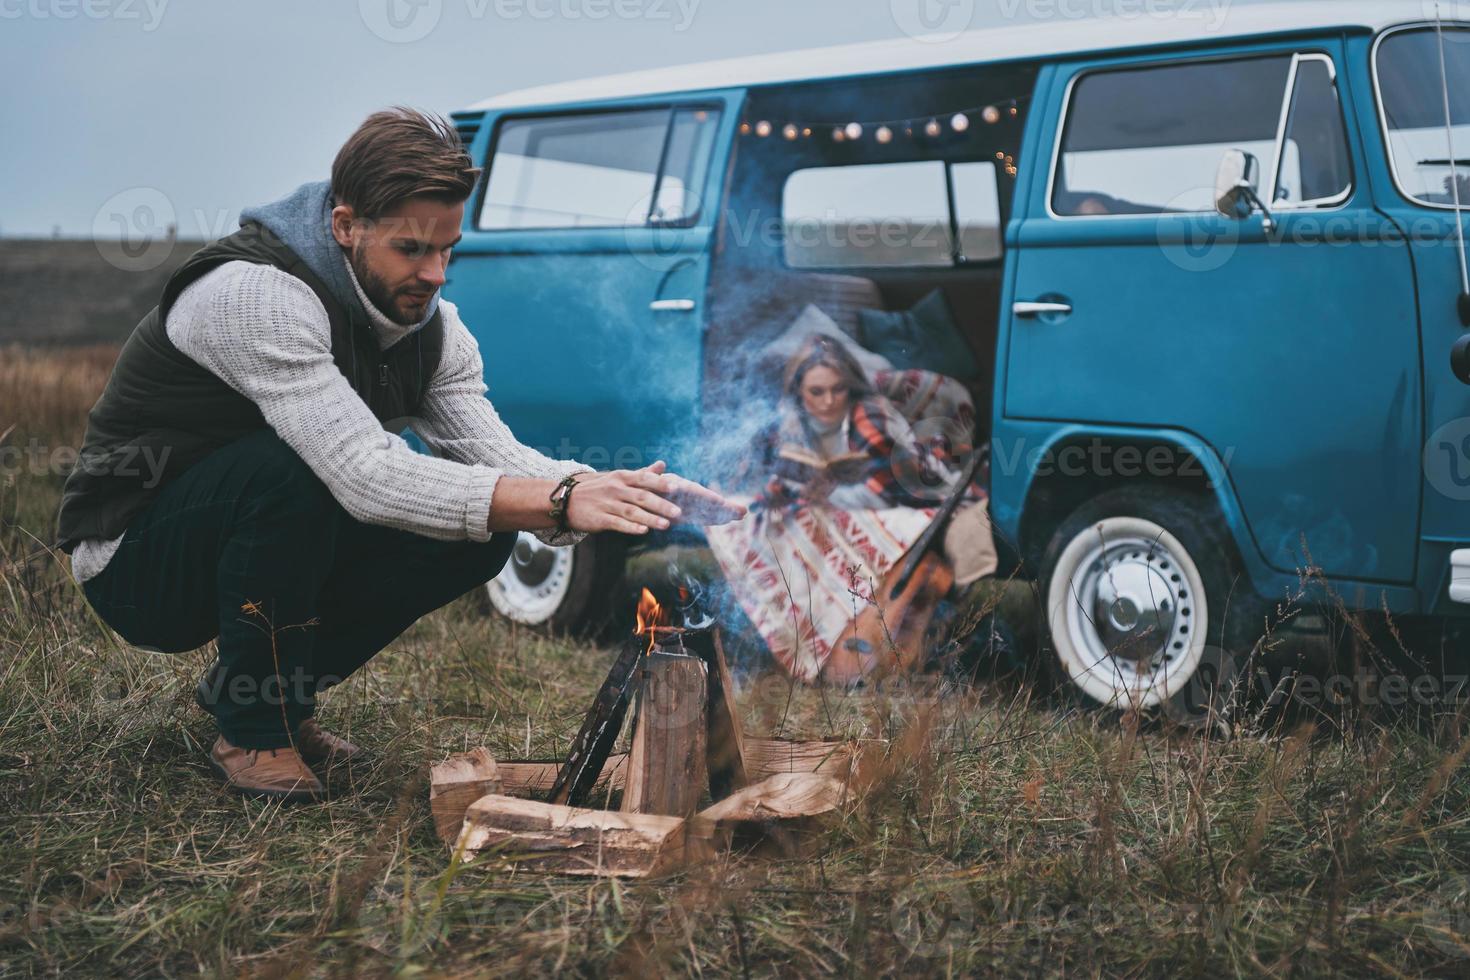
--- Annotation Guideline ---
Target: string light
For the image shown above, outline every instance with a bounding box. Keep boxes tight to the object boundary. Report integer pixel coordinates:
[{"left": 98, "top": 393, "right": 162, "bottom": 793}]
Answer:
[{"left": 737, "top": 96, "right": 1027, "bottom": 144}]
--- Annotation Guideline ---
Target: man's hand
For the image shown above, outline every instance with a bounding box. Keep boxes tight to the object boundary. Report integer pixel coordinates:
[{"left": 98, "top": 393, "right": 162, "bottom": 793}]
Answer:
[{"left": 566, "top": 461, "right": 746, "bottom": 535}]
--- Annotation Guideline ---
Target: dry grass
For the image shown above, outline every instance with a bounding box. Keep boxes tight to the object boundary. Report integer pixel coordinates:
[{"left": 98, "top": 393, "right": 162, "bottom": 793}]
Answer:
[{"left": 3, "top": 346, "right": 1470, "bottom": 977}]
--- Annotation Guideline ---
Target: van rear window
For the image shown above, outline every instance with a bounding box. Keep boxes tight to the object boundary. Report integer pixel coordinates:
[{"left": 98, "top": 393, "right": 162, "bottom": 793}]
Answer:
[
  {"left": 479, "top": 107, "right": 721, "bottom": 230},
  {"left": 782, "top": 160, "right": 1003, "bottom": 268}
]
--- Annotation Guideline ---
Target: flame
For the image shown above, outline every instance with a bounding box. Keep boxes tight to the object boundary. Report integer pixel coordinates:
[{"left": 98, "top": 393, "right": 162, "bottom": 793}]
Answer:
[{"left": 633, "top": 587, "right": 668, "bottom": 654}]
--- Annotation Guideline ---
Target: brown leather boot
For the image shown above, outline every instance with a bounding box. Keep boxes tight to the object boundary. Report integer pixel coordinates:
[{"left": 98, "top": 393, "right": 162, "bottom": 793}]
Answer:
[
  {"left": 209, "top": 736, "right": 324, "bottom": 802},
  {"left": 294, "top": 719, "right": 363, "bottom": 774}
]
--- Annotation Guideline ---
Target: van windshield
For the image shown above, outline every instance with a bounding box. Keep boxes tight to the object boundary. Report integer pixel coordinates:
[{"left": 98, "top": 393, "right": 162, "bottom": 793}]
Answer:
[{"left": 1376, "top": 26, "right": 1470, "bottom": 207}]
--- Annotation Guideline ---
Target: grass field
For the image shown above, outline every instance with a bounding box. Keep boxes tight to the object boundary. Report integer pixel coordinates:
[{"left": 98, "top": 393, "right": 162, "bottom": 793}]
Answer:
[{"left": 5, "top": 343, "right": 1470, "bottom": 977}]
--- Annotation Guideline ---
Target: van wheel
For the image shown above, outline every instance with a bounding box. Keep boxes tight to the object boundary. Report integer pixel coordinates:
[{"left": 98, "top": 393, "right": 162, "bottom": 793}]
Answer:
[
  {"left": 485, "top": 532, "right": 625, "bottom": 637},
  {"left": 1039, "top": 487, "right": 1265, "bottom": 726}
]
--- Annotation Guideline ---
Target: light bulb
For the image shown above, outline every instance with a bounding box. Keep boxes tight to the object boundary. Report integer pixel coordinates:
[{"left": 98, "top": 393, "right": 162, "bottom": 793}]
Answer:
[
  {"left": 981, "top": 105, "right": 1001, "bottom": 125},
  {"left": 844, "top": 122, "right": 863, "bottom": 140},
  {"left": 924, "top": 118, "right": 941, "bottom": 138},
  {"left": 783, "top": 123, "right": 799, "bottom": 141},
  {"left": 951, "top": 112, "right": 970, "bottom": 133},
  {"left": 875, "top": 125, "right": 893, "bottom": 144},
  {"left": 755, "top": 120, "right": 772, "bottom": 138},
  {"left": 832, "top": 127, "right": 846, "bottom": 142}
]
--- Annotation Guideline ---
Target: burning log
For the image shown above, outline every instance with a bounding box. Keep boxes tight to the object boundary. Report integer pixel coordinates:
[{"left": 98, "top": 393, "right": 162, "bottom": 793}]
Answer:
[{"left": 622, "top": 650, "right": 709, "bottom": 817}]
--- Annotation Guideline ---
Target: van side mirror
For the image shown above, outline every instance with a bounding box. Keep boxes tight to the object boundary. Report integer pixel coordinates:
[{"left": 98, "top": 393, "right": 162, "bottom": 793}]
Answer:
[{"left": 1214, "top": 149, "right": 1275, "bottom": 232}]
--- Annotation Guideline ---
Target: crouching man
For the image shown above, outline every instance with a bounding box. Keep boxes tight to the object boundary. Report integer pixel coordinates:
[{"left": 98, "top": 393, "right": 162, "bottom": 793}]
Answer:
[{"left": 56, "top": 107, "right": 744, "bottom": 803}]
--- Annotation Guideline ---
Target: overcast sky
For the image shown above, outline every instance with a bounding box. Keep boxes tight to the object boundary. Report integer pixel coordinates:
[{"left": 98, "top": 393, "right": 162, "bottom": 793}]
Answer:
[{"left": 1, "top": 0, "right": 1295, "bottom": 238}]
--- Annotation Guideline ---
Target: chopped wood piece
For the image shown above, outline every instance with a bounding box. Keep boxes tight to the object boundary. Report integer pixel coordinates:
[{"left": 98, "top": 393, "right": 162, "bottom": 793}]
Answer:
[
  {"left": 429, "top": 748, "right": 501, "bottom": 845},
  {"left": 497, "top": 754, "right": 627, "bottom": 798},
  {"left": 701, "top": 629, "right": 748, "bottom": 800},
  {"left": 743, "top": 737, "right": 880, "bottom": 785},
  {"left": 458, "top": 794, "right": 710, "bottom": 877},
  {"left": 696, "top": 772, "right": 846, "bottom": 825},
  {"left": 622, "top": 652, "right": 708, "bottom": 817}
]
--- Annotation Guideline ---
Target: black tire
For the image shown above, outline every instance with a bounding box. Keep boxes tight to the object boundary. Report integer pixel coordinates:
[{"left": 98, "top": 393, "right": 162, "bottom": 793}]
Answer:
[
  {"left": 1037, "top": 485, "right": 1268, "bottom": 726},
  {"left": 484, "top": 532, "right": 628, "bottom": 638}
]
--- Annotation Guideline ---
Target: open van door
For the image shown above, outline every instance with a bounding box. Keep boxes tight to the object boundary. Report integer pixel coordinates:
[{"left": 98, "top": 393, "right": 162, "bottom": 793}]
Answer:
[{"left": 449, "top": 93, "right": 742, "bottom": 479}]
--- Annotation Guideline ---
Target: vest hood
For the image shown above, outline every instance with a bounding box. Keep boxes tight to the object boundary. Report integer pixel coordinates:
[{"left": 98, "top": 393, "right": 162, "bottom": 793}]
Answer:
[{"left": 239, "top": 180, "right": 441, "bottom": 333}]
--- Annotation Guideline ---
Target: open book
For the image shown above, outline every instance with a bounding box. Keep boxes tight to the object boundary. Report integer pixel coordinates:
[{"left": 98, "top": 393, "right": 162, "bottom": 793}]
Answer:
[{"left": 776, "top": 444, "right": 871, "bottom": 484}]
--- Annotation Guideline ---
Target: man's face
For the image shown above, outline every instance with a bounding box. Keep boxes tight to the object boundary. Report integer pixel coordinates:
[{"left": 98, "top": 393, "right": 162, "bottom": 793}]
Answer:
[{"left": 331, "top": 196, "right": 464, "bottom": 326}]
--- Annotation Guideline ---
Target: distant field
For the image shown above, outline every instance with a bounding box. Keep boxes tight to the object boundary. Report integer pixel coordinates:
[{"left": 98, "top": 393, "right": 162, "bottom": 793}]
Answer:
[{"left": 0, "top": 238, "right": 204, "bottom": 346}]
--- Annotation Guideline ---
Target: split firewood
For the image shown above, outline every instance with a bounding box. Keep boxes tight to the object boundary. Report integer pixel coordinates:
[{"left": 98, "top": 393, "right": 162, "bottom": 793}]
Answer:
[
  {"left": 743, "top": 737, "right": 880, "bottom": 785},
  {"left": 701, "top": 630, "right": 748, "bottom": 799},
  {"left": 696, "top": 772, "right": 847, "bottom": 826},
  {"left": 429, "top": 747, "right": 501, "bottom": 845},
  {"left": 498, "top": 754, "right": 627, "bottom": 798},
  {"left": 457, "top": 794, "right": 712, "bottom": 877},
  {"left": 622, "top": 652, "right": 708, "bottom": 817},
  {"left": 693, "top": 772, "right": 848, "bottom": 859}
]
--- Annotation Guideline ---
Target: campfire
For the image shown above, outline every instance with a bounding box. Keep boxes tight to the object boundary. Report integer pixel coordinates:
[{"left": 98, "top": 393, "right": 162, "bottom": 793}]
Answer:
[{"left": 429, "top": 585, "right": 881, "bottom": 877}]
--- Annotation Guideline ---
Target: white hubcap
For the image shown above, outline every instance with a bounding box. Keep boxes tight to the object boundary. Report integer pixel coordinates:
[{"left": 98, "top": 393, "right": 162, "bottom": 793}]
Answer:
[
  {"left": 1047, "top": 516, "right": 1208, "bottom": 709},
  {"left": 486, "top": 531, "right": 575, "bottom": 625}
]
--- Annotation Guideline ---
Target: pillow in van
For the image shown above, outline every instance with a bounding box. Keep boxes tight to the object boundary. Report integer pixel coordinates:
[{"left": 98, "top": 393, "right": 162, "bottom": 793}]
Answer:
[
  {"left": 764, "top": 303, "right": 894, "bottom": 384},
  {"left": 856, "top": 289, "right": 978, "bottom": 383}
]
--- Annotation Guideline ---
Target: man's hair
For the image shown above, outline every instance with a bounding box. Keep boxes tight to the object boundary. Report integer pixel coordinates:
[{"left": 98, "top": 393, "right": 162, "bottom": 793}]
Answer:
[{"left": 331, "top": 107, "right": 481, "bottom": 220}]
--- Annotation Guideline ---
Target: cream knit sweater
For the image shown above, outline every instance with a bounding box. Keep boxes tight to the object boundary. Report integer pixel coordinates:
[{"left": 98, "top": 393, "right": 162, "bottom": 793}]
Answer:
[{"left": 70, "top": 257, "right": 592, "bottom": 583}]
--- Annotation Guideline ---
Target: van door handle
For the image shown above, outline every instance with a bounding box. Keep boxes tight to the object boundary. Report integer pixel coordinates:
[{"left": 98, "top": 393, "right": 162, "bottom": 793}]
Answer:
[
  {"left": 1013, "top": 300, "right": 1073, "bottom": 317},
  {"left": 650, "top": 299, "right": 696, "bottom": 312}
]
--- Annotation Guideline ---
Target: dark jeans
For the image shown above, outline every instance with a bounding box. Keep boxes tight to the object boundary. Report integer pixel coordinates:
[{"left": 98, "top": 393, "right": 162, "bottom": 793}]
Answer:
[{"left": 81, "top": 429, "right": 515, "bottom": 749}]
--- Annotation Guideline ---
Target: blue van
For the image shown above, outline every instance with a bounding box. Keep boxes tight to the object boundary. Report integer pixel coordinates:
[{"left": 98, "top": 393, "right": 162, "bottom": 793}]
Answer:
[{"left": 446, "top": 1, "right": 1470, "bottom": 711}]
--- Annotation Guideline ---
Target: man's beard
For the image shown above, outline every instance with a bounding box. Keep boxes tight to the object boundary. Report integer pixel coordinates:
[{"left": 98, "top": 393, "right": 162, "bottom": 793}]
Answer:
[{"left": 350, "top": 244, "right": 430, "bottom": 327}]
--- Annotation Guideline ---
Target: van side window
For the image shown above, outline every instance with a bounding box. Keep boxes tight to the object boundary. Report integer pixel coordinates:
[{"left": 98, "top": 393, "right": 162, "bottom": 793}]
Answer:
[
  {"left": 951, "top": 161, "right": 1003, "bottom": 262},
  {"left": 1052, "top": 54, "right": 1348, "bottom": 216},
  {"left": 479, "top": 107, "right": 721, "bottom": 230},
  {"left": 782, "top": 160, "right": 1003, "bottom": 268}
]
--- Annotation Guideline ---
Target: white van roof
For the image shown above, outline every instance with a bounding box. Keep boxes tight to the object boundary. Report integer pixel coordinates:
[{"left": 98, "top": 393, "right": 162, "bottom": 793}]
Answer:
[{"left": 467, "top": 1, "right": 1432, "bottom": 112}]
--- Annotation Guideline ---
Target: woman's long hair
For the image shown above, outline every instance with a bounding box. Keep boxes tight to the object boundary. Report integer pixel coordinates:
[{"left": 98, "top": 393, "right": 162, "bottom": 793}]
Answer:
[{"left": 780, "top": 334, "right": 873, "bottom": 406}]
